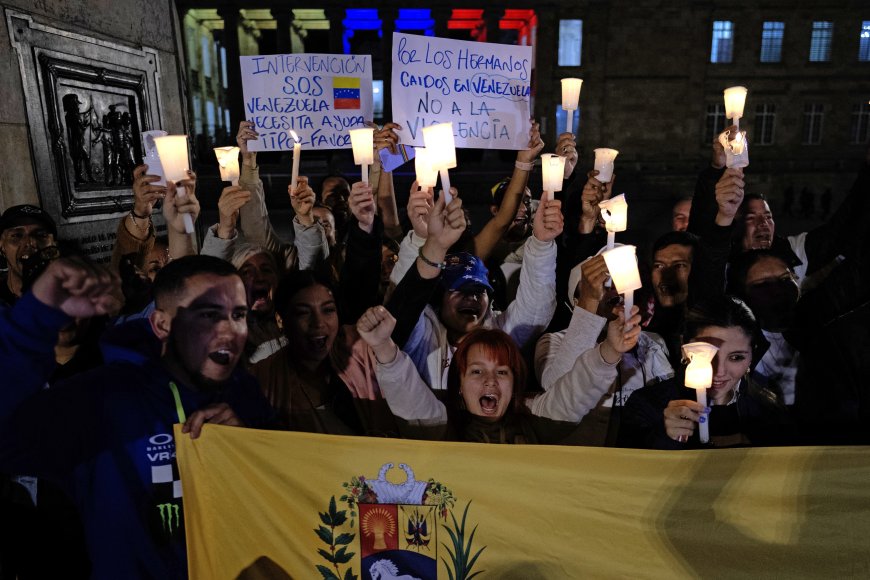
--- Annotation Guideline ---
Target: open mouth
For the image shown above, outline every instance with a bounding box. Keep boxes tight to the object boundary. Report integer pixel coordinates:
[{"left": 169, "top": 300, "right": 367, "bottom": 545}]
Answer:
[
  {"left": 457, "top": 304, "right": 481, "bottom": 317},
  {"left": 753, "top": 232, "right": 772, "bottom": 247},
  {"left": 250, "top": 287, "right": 270, "bottom": 310},
  {"left": 711, "top": 380, "right": 730, "bottom": 390},
  {"left": 307, "top": 335, "right": 329, "bottom": 351},
  {"left": 208, "top": 349, "right": 233, "bottom": 365},
  {"left": 479, "top": 393, "right": 500, "bottom": 414}
]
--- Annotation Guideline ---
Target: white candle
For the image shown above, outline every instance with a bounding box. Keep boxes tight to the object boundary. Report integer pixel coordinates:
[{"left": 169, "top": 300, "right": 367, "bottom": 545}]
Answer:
[
  {"left": 141, "top": 130, "right": 168, "bottom": 186},
  {"left": 598, "top": 194, "right": 628, "bottom": 250},
  {"left": 422, "top": 123, "right": 458, "bottom": 205},
  {"left": 439, "top": 169, "right": 452, "bottom": 205},
  {"left": 723, "top": 86, "right": 748, "bottom": 131},
  {"left": 601, "top": 244, "right": 643, "bottom": 330},
  {"left": 561, "top": 78, "right": 583, "bottom": 134},
  {"left": 349, "top": 127, "right": 374, "bottom": 185},
  {"left": 214, "top": 146, "right": 240, "bottom": 186},
  {"left": 593, "top": 148, "right": 619, "bottom": 183},
  {"left": 623, "top": 291, "right": 634, "bottom": 330},
  {"left": 290, "top": 130, "right": 301, "bottom": 193},
  {"left": 414, "top": 147, "right": 438, "bottom": 189},
  {"left": 682, "top": 342, "right": 719, "bottom": 444},
  {"left": 540, "top": 153, "right": 566, "bottom": 202},
  {"left": 695, "top": 388, "right": 708, "bottom": 443},
  {"left": 154, "top": 135, "right": 195, "bottom": 234}
]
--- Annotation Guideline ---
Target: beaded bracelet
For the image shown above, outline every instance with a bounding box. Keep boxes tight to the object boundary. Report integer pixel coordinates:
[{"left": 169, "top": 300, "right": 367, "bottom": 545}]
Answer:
[{"left": 418, "top": 247, "right": 446, "bottom": 270}]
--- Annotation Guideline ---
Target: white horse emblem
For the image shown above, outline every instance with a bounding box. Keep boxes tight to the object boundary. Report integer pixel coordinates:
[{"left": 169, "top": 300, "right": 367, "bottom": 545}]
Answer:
[{"left": 369, "top": 559, "right": 421, "bottom": 580}]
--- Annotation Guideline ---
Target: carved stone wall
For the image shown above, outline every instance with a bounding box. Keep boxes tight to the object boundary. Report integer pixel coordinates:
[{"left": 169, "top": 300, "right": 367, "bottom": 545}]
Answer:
[{"left": 0, "top": 1, "right": 184, "bottom": 260}]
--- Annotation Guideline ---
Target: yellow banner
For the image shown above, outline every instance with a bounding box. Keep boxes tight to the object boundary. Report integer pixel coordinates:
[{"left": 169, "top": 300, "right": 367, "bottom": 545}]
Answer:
[{"left": 176, "top": 425, "right": 870, "bottom": 579}]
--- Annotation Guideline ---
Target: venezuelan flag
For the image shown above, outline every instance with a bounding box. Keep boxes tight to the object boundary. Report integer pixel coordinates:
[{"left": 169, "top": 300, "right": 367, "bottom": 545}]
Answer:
[
  {"left": 178, "top": 425, "right": 870, "bottom": 579},
  {"left": 333, "top": 77, "right": 361, "bottom": 109}
]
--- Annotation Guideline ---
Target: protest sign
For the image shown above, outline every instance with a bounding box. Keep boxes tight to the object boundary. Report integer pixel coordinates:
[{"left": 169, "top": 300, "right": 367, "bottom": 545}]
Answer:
[
  {"left": 240, "top": 53, "right": 373, "bottom": 151},
  {"left": 391, "top": 32, "right": 533, "bottom": 150}
]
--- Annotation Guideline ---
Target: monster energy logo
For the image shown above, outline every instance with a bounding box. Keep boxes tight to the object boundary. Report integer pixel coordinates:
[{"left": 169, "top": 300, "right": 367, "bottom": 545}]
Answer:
[{"left": 157, "top": 503, "right": 181, "bottom": 534}]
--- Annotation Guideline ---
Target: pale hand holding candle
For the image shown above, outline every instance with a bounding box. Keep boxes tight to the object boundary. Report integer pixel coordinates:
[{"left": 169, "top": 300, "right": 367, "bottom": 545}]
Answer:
[
  {"left": 153, "top": 135, "right": 195, "bottom": 234},
  {"left": 349, "top": 127, "right": 374, "bottom": 185},
  {"left": 601, "top": 244, "right": 642, "bottom": 330},
  {"left": 214, "top": 146, "right": 240, "bottom": 186},
  {"left": 422, "top": 123, "right": 457, "bottom": 205},
  {"left": 540, "top": 154, "right": 566, "bottom": 202},
  {"left": 593, "top": 148, "right": 619, "bottom": 183},
  {"left": 561, "top": 78, "right": 583, "bottom": 134},
  {"left": 289, "top": 130, "right": 302, "bottom": 192},
  {"left": 682, "top": 342, "right": 719, "bottom": 444},
  {"left": 414, "top": 147, "right": 438, "bottom": 189}
]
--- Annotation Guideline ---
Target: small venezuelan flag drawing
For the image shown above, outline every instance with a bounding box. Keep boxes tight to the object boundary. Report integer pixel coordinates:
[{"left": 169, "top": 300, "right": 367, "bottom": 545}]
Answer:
[{"left": 333, "top": 77, "right": 361, "bottom": 109}]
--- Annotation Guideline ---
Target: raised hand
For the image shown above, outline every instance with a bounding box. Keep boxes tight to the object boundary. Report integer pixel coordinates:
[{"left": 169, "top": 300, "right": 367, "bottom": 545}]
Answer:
[
  {"left": 533, "top": 198, "right": 564, "bottom": 243},
  {"left": 357, "top": 305, "right": 399, "bottom": 363},
  {"left": 408, "top": 181, "right": 434, "bottom": 239},
  {"left": 31, "top": 256, "right": 120, "bottom": 318},
  {"left": 600, "top": 304, "right": 641, "bottom": 364},
  {"left": 236, "top": 120, "right": 259, "bottom": 166},
  {"left": 555, "top": 132, "right": 579, "bottom": 179},
  {"left": 664, "top": 399, "right": 708, "bottom": 444},
  {"left": 714, "top": 167, "right": 745, "bottom": 226},
  {"left": 348, "top": 181, "right": 376, "bottom": 233},
  {"left": 579, "top": 170, "right": 613, "bottom": 234},
  {"left": 369, "top": 121, "right": 402, "bottom": 155},
  {"left": 516, "top": 119, "right": 544, "bottom": 164},
  {"left": 131, "top": 164, "right": 167, "bottom": 218},
  {"left": 576, "top": 254, "right": 609, "bottom": 313},
  {"left": 217, "top": 185, "right": 252, "bottom": 239},
  {"left": 289, "top": 176, "right": 316, "bottom": 227},
  {"left": 425, "top": 190, "right": 465, "bottom": 252},
  {"left": 163, "top": 171, "right": 200, "bottom": 234}
]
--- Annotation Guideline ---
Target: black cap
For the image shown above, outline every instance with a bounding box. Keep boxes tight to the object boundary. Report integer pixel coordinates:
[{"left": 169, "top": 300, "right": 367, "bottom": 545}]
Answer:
[{"left": 0, "top": 205, "right": 57, "bottom": 238}]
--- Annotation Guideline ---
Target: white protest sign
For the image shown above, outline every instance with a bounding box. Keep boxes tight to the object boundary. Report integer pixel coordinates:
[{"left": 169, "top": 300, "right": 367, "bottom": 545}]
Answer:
[
  {"left": 391, "top": 32, "right": 532, "bottom": 150},
  {"left": 240, "top": 53, "right": 373, "bottom": 151}
]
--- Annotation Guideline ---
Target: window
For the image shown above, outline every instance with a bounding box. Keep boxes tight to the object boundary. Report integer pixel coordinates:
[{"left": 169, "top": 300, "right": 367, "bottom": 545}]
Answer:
[
  {"left": 558, "top": 20, "right": 582, "bottom": 66},
  {"left": 809, "top": 21, "right": 833, "bottom": 62},
  {"left": 851, "top": 103, "right": 870, "bottom": 144},
  {"left": 206, "top": 100, "right": 216, "bottom": 137},
  {"left": 802, "top": 103, "right": 824, "bottom": 145},
  {"left": 705, "top": 104, "right": 727, "bottom": 143},
  {"left": 711, "top": 21, "right": 733, "bottom": 63},
  {"left": 760, "top": 22, "right": 784, "bottom": 62},
  {"left": 201, "top": 36, "right": 211, "bottom": 73},
  {"left": 220, "top": 46, "right": 228, "bottom": 89},
  {"left": 372, "top": 80, "right": 384, "bottom": 118},
  {"left": 860, "top": 21, "right": 870, "bottom": 61},
  {"left": 192, "top": 95, "right": 202, "bottom": 134},
  {"left": 755, "top": 104, "right": 776, "bottom": 145}
]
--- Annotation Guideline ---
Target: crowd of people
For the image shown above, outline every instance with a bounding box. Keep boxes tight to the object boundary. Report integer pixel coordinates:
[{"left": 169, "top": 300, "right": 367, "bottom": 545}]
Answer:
[{"left": 0, "top": 117, "right": 868, "bottom": 578}]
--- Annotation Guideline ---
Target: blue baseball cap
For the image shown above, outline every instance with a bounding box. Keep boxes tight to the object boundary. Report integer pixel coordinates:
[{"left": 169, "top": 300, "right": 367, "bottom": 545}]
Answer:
[{"left": 441, "top": 253, "right": 494, "bottom": 293}]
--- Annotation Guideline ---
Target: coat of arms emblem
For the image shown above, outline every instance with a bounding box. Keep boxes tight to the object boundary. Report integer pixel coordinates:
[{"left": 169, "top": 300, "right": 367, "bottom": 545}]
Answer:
[{"left": 314, "top": 462, "right": 484, "bottom": 580}]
